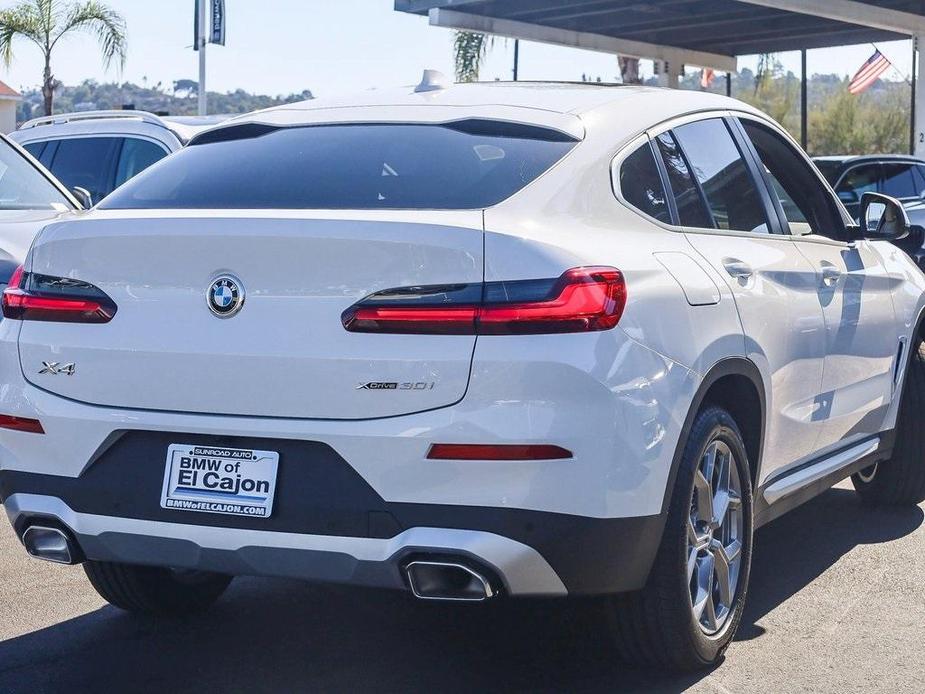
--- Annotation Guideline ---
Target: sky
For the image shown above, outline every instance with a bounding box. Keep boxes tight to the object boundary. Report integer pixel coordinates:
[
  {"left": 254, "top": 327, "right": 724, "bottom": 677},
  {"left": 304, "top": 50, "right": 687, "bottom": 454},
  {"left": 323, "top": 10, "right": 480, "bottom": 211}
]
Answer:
[{"left": 0, "top": 0, "right": 916, "bottom": 100}]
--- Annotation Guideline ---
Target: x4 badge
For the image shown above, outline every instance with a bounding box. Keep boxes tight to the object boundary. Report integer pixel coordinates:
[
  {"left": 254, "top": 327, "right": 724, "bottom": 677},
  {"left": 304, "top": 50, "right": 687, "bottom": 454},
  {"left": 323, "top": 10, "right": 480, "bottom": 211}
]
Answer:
[{"left": 39, "top": 361, "right": 76, "bottom": 376}]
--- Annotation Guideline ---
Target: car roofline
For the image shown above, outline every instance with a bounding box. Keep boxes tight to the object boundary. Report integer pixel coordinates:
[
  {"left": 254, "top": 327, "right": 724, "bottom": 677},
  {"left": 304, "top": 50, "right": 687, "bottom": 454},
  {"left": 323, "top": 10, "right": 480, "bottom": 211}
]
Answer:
[{"left": 17, "top": 110, "right": 196, "bottom": 144}]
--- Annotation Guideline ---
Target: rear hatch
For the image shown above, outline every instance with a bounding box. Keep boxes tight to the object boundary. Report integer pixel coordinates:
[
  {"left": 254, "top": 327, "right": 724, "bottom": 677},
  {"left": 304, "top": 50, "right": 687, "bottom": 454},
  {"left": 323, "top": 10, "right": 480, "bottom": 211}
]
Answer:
[
  {"left": 17, "top": 117, "right": 580, "bottom": 419},
  {"left": 19, "top": 211, "right": 483, "bottom": 419}
]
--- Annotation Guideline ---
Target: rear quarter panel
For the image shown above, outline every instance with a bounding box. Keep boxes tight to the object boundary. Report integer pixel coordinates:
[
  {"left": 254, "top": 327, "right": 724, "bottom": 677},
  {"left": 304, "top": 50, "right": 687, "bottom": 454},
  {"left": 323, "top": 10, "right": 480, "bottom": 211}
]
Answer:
[{"left": 483, "top": 107, "right": 745, "bottom": 378}]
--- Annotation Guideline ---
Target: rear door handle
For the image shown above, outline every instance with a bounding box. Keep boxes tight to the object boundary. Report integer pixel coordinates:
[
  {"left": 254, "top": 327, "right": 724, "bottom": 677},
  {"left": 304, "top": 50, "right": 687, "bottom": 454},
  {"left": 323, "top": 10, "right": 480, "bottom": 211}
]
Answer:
[
  {"left": 722, "top": 258, "right": 753, "bottom": 280},
  {"left": 820, "top": 263, "right": 841, "bottom": 287}
]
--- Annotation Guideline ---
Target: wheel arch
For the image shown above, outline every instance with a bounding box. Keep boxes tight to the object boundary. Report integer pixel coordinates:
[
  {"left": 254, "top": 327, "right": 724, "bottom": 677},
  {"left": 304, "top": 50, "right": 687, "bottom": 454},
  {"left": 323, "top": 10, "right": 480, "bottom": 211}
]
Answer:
[
  {"left": 895, "top": 302, "right": 925, "bottom": 411},
  {"left": 915, "top": 304, "right": 925, "bottom": 343},
  {"left": 659, "top": 357, "right": 766, "bottom": 515}
]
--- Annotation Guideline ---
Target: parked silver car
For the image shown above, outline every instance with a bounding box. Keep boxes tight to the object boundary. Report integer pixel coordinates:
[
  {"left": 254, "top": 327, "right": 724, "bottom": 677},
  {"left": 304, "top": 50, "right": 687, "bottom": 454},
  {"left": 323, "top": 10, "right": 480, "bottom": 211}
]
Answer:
[
  {"left": 0, "top": 134, "right": 80, "bottom": 288},
  {"left": 9, "top": 111, "right": 228, "bottom": 205}
]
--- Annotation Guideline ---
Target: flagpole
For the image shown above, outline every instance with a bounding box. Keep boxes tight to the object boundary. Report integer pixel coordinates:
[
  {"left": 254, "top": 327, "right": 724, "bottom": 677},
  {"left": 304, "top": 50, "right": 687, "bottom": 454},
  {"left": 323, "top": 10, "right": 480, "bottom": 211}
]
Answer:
[
  {"left": 198, "top": 0, "right": 208, "bottom": 116},
  {"left": 912, "top": 39, "right": 918, "bottom": 155}
]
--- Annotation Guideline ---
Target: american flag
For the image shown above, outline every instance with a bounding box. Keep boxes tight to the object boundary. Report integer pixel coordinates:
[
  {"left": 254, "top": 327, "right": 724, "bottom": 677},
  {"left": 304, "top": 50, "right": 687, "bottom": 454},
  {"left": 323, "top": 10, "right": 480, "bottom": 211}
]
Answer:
[{"left": 848, "top": 50, "right": 891, "bottom": 94}]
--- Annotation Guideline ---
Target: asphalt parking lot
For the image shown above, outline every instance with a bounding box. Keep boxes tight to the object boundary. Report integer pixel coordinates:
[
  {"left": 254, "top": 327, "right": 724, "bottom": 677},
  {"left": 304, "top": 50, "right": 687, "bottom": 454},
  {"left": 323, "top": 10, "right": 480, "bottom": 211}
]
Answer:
[{"left": 1, "top": 479, "right": 923, "bottom": 694}]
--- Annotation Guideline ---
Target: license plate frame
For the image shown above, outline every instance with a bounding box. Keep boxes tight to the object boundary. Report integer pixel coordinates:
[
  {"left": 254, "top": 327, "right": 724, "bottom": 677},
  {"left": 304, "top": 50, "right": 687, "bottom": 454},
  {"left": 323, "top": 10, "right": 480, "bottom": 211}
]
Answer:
[{"left": 160, "top": 443, "right": 279, "bottom": 519}]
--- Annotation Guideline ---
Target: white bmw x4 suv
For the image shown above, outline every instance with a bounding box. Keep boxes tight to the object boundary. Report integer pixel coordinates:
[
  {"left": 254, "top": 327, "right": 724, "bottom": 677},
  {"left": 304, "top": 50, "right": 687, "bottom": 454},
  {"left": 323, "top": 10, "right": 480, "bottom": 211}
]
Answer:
[{"left": 2, "top": 81, "right": 925, "bottom": 671}]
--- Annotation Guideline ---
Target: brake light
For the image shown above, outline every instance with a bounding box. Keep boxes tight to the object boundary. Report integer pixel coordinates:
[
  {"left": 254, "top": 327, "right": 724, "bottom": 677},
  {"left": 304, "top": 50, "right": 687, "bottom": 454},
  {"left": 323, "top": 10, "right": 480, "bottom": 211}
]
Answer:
[
  {"left": 2, "top": 266, "right": 117, "bottom": 323},
  {"left": 342, "top": 267, "right": 625, "bottom": 335}
]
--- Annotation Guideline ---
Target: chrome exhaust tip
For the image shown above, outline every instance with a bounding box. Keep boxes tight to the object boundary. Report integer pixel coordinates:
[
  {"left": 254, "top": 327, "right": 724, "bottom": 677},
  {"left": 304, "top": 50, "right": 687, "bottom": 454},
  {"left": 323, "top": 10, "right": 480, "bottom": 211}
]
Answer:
[
  {"left": 404, "top": 560, "right": 496, "bottom": 601},
  {"left": 22, "top": 525, "right": 77, "bottom": 564}
]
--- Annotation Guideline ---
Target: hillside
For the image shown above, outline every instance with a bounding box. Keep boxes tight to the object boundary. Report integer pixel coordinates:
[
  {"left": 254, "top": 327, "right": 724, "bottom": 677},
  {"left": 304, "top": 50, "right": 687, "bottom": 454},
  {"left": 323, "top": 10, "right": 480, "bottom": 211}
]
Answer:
[
  {"left": 15, "top": 79, "right": 314, "bottom": 122},
  {"left": 19, "top": 68, "right": 915, "bottom": 156}
]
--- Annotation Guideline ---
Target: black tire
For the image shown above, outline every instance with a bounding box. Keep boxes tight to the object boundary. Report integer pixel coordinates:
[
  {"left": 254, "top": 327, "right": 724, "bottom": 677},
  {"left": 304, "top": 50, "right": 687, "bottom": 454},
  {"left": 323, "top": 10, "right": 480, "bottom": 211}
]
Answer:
[
  {"left": 607, "top": 405, "right": 754, "bottom": 671},
  {"left": 83, "top": 560, "right": 232, "bottom": 615},
  {"left": 852, "top": 337, "right": 925, "bottom": 506}
]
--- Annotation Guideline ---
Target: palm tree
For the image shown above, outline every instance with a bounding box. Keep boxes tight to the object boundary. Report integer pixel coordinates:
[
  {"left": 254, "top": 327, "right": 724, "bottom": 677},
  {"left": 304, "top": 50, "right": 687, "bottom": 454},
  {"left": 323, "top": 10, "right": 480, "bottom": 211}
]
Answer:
[
  {"left": 453, "top": 31, "right": 492, "bottom": 83},
  {"left": 0, "top": 0, "right": 126, "bottom": 115}
]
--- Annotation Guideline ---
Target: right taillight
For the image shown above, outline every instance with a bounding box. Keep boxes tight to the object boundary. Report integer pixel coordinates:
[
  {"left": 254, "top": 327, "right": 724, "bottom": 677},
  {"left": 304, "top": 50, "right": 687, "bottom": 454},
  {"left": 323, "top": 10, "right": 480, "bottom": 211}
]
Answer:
[
  {"left": 2, "top": 265, "right": 117, "bottom": 323},
  {"left": 342, "top": 267, "right": 625, "bottom": 335}
]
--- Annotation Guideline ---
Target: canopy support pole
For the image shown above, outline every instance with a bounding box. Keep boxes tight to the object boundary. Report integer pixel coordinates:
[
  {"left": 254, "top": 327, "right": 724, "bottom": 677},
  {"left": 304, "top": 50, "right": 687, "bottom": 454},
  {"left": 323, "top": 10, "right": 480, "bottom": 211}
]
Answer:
[
  {"left": 801, "top": 49, "right": 808, "bottom": 151},
  {"left": 513, "top": 39, "right": 519, "bottom": 80},
  {"left": 917, "top": 35, "right": 925, "bottom": 157},
  {"left": 912, "top": 39, "right": 918, "bottom": 155}
]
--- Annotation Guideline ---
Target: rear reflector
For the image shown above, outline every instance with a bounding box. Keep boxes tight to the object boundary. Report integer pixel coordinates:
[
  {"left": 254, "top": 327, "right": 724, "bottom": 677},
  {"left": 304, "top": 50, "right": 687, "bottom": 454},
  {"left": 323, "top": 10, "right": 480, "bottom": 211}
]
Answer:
[
  {"left": 342, "top": 267, "right": 625, "bottom": 335},
  {"left": 0, "top": 415, "right": 44, "bottom": 434},
  {"left": 2, "top": 266, "right": 117, "bottom": 323},
  {"left": 427, "top": 444, "right": 572, "bottom": 460}
]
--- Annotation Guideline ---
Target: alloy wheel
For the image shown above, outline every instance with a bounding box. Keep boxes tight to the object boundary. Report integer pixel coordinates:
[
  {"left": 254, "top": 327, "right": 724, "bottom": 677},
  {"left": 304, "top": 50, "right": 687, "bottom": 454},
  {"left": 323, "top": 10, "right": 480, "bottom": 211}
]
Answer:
[{"left": 687, "top": 439, "right": 744, "bottom": 635}]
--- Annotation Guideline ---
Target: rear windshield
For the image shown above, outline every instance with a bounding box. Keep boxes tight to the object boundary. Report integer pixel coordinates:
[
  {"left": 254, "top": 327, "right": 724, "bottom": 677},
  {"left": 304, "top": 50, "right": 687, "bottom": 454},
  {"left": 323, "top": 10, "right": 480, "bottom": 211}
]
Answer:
[{"left": 100, "top": 121, "right": 578, "bottom": 210}]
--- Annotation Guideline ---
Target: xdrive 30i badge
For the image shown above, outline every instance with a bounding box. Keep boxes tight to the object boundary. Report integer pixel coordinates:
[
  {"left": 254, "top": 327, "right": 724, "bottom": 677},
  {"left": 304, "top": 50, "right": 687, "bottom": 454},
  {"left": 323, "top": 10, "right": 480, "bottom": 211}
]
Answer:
[
  {"left": 207, "top": 275, "right": 245, "bottom": 318},
  {"left": 356, "top": 381, "right": 436, "bottom": 390}
]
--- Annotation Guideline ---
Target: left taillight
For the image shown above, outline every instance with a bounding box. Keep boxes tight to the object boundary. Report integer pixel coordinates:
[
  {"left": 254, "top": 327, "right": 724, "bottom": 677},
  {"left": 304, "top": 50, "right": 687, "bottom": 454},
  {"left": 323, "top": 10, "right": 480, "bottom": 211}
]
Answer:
[
  {"left": 342, "top": 266, "right": 626, "bottom": 335},
  {"left": 2, "top": 265, "right": 117, "bottom": 323}
]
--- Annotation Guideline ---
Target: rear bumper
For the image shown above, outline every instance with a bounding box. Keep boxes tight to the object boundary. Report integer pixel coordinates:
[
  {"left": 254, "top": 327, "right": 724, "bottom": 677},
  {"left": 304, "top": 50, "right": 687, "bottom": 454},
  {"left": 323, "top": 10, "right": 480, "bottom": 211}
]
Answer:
[
  {"left": 0, "top": 321, "right": 689, "bottom": 595},
  {"left": 3, "top": 489, "right": 664, "bottom": 596}
]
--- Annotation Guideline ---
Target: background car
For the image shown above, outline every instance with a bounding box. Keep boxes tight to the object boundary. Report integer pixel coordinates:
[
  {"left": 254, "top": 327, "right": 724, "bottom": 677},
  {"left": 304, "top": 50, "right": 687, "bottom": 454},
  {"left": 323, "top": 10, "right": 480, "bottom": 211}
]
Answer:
[
  {"left": 8, "top": 110, "right": 229, "bottom": 205},
  {"left": 0, "top": 134, "right": 80, "bottom": 289},
  {"left": 815, "top": 154, "right": 925, "bottom": 267},
  {"left": 814, "top": 154, "right": 925, "bottom": 218}
]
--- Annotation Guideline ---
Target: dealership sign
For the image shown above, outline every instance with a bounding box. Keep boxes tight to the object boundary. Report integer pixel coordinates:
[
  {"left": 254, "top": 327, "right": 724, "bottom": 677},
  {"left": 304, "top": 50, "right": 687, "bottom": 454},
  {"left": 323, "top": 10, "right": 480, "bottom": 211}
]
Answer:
[{"left": 194, "top": 0, "right": 225, "bottom": 48}]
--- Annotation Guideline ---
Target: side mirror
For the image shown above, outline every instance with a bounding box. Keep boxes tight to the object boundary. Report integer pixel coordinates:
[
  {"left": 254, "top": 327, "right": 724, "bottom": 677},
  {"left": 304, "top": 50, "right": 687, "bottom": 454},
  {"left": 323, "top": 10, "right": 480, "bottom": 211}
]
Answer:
[
  {"left": 859, "top": 191, "right": 909, "bottom": 240},
  {"left": 71, "top": 187, "right": 92, "bottom": 210}
]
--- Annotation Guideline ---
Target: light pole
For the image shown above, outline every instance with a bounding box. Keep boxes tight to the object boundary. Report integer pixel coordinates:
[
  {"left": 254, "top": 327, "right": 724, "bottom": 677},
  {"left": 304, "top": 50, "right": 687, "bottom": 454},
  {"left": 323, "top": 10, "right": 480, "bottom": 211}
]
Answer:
[
  {"left": 513, "top": 39, "right": 519, "bottom": 81},
  {"left": 198, "top": 0, "right": 207, "bottom": 115}
]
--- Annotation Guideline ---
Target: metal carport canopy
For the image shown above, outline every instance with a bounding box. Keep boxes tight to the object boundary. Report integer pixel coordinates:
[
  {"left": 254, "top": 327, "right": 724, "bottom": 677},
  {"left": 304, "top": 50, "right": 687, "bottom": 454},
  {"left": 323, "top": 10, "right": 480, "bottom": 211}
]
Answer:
[{"left": 396, "top": 1, "right": 925, "bottom": 155}]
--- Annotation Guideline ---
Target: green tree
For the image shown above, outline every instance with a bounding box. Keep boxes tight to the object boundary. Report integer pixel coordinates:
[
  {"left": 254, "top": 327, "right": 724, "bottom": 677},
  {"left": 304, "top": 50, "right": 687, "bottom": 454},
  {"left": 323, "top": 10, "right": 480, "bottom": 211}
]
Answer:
[
  {"left": 739, "top": 55, "right": 800, "bottom": 137},
  {"left": 809, "top": 85, "right": 909, "bottom": 155},
  {"left": 0, "top": 0, "right": 126, "bottom": 115},
  {"left": 453, "top": 30, "right": 490, "bottom": 82}
]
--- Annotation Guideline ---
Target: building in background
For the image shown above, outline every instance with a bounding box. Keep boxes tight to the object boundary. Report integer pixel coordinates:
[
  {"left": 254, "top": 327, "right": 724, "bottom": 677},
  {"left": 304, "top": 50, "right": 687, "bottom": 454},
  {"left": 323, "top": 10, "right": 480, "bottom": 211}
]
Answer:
[{"left": 0, "top": 81, "right": 21, "bottom": 133}]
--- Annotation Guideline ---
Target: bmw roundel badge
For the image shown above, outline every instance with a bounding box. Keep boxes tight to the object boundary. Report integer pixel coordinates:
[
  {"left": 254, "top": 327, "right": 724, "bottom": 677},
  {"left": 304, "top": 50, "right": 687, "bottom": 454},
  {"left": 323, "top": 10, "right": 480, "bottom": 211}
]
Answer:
[{"left": 207, "top": 275, "right": 245, "bottom": 318}]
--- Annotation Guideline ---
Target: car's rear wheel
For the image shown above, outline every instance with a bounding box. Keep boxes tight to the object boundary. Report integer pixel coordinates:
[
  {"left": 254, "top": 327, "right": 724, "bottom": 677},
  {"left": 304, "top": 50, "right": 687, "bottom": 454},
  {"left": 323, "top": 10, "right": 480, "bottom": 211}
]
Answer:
[
  {"left": 607, "top": 405, "right": 754, "bottom": 671},
  {"left": 852, "top": 337, "right": 925, "bottom": 506},
  {"left": 84, "top": 560, "right": 232, "bottom": 615}
]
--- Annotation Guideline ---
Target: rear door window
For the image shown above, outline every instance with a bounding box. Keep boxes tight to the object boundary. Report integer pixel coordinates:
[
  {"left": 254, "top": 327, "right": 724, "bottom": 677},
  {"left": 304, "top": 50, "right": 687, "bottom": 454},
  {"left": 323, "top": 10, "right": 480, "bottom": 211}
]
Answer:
[
  {"left": 47, "top": 137, "right": 122, "bottom": 202},
  {"left": 913, "top": 165, "right": 925, "bottom": 196},
  {"left": 653, "top": 131, "right": 713, "bottom": 228},
  {"left": 101, "top": 122, "right": 578, "bottom": 210},
  {"left": 114, "top": 138, "right": 169, "bottom": 188},
  {"left": 22, "top": 141, "right": 46, "bottom": 161},
  {"left": 880, "top": 163, "right": 918, "bottom": 199},
  {"left": 618, "top": 143, "right": 671, "bottom": 223},
  {"left": 671, "top": 118, "right": 770, "bottom": 233}
]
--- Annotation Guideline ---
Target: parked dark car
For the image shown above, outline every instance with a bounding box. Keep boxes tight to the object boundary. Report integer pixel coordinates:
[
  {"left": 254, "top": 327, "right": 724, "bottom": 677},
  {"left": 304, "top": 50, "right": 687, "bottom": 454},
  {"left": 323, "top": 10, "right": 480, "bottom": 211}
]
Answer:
[{"left": 815, "top": 154, "right": 925, "bottom": 267}]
